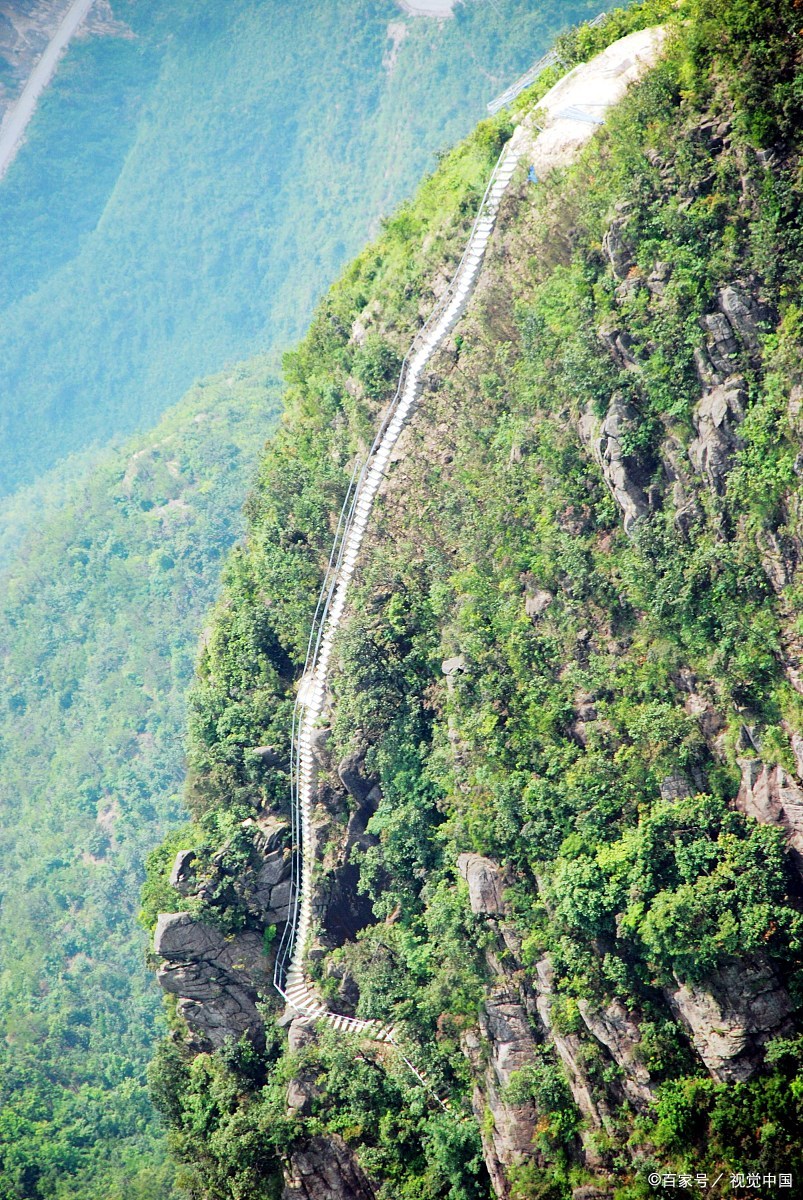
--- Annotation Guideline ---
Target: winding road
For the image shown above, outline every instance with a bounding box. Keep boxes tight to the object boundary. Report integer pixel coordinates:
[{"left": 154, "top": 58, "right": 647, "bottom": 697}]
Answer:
[{"left": 0, "top": 0, "right": 95, "bottom": 181}]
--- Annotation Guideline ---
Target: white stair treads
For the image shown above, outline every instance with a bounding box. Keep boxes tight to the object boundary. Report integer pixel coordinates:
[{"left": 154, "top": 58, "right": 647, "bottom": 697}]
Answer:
[{"left": 279, "top": 141, "right": 520, "bottom": 1103}]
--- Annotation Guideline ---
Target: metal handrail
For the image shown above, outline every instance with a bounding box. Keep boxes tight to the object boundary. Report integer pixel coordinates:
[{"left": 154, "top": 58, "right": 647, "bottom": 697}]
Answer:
[
  {"left": 486, "top": 12, "right": 608, "bottom": 115},
  {"left": 273, "top": 136, "right": 519, "bottom": 1002}
]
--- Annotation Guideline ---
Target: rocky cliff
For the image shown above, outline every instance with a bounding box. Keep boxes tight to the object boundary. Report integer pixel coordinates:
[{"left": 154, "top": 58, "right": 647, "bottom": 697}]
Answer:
[{"left": 146, "top": 2, "right": 803, "bottom": 1197}]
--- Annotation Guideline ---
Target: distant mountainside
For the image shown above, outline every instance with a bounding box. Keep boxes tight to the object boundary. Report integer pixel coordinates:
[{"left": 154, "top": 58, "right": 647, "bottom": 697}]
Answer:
[
  {"left": 142, "top": 0, "right": 803, "bottom": 1196},
  {"left": 0, "top": 0, "right": 602, "bottom": 498}
]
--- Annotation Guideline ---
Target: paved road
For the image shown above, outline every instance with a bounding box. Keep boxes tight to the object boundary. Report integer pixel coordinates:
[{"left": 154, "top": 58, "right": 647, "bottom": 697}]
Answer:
[{"left": 0, "top": 0, "right": 95, "bottom": 181}]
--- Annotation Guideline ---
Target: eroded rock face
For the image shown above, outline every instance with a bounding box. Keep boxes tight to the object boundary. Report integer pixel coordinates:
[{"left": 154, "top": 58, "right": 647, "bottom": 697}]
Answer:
[
  {"left": 337, "top": 749, "right": 379, "bottom": 807},
  {"left": 688, "top": 376, "right": 747, "bottom": 492},
  {"left": 581, "top": 396, "right": 648, "bottom": 536},
  {"left": 525, "top": 588, "right": 554, "bottom": 620},
  {"left": 577, "top": 999, "right": 655, "bottom": 1112},
  {"left": 602, "top": 216, "right": 634, "bottom": 280},
  {"left": 154, "top": 913, "right": 271, "bottom": 1050},
  {"left": 666, "top": 956, "right": 794, "bottom": 1082},
  {"left": 735, "top": 759, "right": 803, "bottom": 872},
  {"left": 718, "top": 284, "right": 762, "bottom": 351},
  {"left": 170, "top": 849, "right": 197, "bottom": 895},
  {"left": 283, "top": 1135, "right": 377, "bottom": 1200},
  {"left": 457, "top": 853, "right": 507, "bottom": 915},
  {"left": 286, "top": 1018, "right": 319, "bottom": 1116},
  {"left": 462, "top": 990, "right": 543, "bottom": 1200},
  {"left": 535, "top": 957, "right": 611, "bottom": 1162}
]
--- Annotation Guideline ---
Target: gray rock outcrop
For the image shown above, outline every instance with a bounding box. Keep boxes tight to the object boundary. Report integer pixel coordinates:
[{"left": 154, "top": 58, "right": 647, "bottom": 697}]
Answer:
[
  {"left": 700, "top": 313, "right": 740, "bottom": 379},
  {"left": 283, "top": 1135, "right": 377, "bottom": 1200},
  {"left": 666, "top": 956, "right": 794, "bottom": 1082},
  {"left": 457, "top": 853, "right": 506, "bottom": 915},
  {"left": 602, "top": 216, "right": 634, "bottom": 280},
  {"left": 735, "top": 758, "right": 803, "bottom": 872},
  {"left": 170, "top": 849, "right": 197, "bottom": 895},
  {"left": 577, "top": 999, "right": 655, "bottom": 1112},
  {"left": 337, "top": 749, "right": 379, "bottom": 807},
  {"left": 286, "top": 1018, "right": 319, "bottom": 1116},
  {"left": 718, "top": 285, "right": 762, "bottom": 350},
  {"left": 462, "top": 991, "right": 543, "bottom": 1200},
  {"left": 154, "top": 913, "right": 271, "bottom": 1050},
  {"left": 535, "top": 957, "right": 612, "bottom": 1161},
  {"left": 688, "top": 376, "right": 747, "bottom": 492},
  {"left": 524, "top": 589, "right": 553, "bottom": 620},
  {"left": 581, "top": 397, "right": 648, "bottom": 535}
]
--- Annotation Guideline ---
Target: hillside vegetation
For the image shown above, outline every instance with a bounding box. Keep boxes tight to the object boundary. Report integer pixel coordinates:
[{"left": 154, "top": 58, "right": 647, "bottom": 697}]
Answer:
[
  {"left": 143, "top": 1, "right": 803, "bottom": 1197},
  {"left": 0, "top": 2, "right": 609, "bottom": 1196}
]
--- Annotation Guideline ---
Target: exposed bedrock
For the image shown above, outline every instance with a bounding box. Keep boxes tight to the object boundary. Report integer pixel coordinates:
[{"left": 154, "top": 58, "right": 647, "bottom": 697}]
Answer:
[
  {"left": 577, "top": 998, "right": 656, "bottom": 1113},
  {"left": 154, "top": 815, "right": 293, "bottom": 1046},
  {"left": 462, "top": 990, "right": 544, "bottom": 1200},
  {"left": 457, "top": 852, "right": 507, "bottom": 915},
  {"left": 286, "top": 1017, "right": 320, "bottom": 1116},
  {"left": 580, "top": 395, "right": 649, "bottom": 536},
  {"left": 535, "top": 957, "right": 613, "bottom": 1163},
  {"left": 154, "top": 913, "right": 271, "bottom": 1050},
  {"left": 666, "top": 955, "right": 794, "bottom": 1082},
  {"left": 688, "top": 375, "right": 747, "bottom": 493},
  {"left": 282, "top": 1134, "right": 377, "bottom": 1200},
  {"left": 735, "top": 758, "right": 803, "bottom": 874}
]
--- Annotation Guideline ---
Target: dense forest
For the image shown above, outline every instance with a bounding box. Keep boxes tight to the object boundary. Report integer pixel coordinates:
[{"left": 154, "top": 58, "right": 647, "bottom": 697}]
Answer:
[
  {"left": 0, "top": 2, "right": 610, "bottom": 1196},
  {"left": 0, "top": 366, "right": 282, "bottom": 1199},
  {"left": 141, "top": 0, "right": 803, "bottom": 1196}
]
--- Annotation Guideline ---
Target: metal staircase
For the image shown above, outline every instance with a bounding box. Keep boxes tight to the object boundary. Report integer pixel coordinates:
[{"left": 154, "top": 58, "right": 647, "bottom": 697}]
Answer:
[{"left": 272, "top": 140, "right": 523, "bottom": 1056}]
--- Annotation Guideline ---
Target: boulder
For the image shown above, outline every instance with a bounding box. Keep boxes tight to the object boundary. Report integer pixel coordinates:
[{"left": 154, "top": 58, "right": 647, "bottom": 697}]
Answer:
[
  {"left": 457, "top": 853, "right": 506, "bottom": 915},
  {"left": 688, "top": 376, "right": 747, "bottom": 492},
  {"left": 524, "top": 589, "right": 554, "bottom": 620},
  {"left": 283, "top": 1135, "right": 377, "bottom": 1200},
  {"left": 666, "top": 956, "right": 794, "bottom": 1082},
  {"left": 337, "top": 749, "right": 378, "bottom": 807},
  {"left": 249, "top": 744, "right": 284, "bottom": 768},
  {"left": 169, "top": 849, "right": 197, "bottom": 895}
]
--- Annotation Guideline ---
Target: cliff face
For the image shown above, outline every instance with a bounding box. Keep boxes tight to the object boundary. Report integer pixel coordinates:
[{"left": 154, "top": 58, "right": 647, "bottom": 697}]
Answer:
[{"left": 146, "top": 3, "right": 803, "bottom": 1197}]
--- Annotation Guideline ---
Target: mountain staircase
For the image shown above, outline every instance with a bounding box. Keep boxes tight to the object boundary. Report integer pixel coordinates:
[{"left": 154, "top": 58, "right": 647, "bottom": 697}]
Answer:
[{"left": 271, "top": 138, "right": 523, "bottom": 1100}]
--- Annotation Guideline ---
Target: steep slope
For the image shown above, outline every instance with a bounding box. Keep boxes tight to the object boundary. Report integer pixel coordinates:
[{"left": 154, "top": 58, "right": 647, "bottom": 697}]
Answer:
[
  {"left": 0, "top": 4, "right": 608, "bottom": 1196},
  {"left": 146, "top": 1, "right": 803, "bottom": 1197}
]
